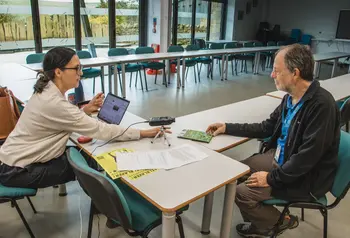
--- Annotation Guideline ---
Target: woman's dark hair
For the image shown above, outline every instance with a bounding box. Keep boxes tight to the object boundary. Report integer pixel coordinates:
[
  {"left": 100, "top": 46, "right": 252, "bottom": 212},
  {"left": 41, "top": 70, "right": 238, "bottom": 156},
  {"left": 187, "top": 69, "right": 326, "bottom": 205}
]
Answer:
[{"left": 33, "top": 47, "right": 76, "bottom": 94}]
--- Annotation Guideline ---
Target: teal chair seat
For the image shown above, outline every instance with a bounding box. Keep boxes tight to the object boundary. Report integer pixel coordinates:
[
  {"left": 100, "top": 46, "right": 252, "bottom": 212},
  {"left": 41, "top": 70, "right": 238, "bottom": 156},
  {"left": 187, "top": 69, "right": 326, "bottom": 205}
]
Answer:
[
  {"left": 263, "top": 196, "right": 327, "bottom": 206},
  {"left": 113, "top": 179, "right": 189, "bottom": 232},
  {"left": 82, "top": 68, "right": 102, "bottom": 78},
  {"left": 0, "top": 184, "right": 37, "bottom": 197},
  {"left": 196, "top": 57, "right": 212, "bottom": 64},
  {"left": 67, "top": 148, "right": 187, "bottom": 238},
  {"left": 0, "top": 183, "right": 38, "bottom": 237},
  {"left": 141, "top": 62, "right": 165, "bottom": 70},
  {"left": 114, "top": 63, "right": 142, "bottom": 72}
]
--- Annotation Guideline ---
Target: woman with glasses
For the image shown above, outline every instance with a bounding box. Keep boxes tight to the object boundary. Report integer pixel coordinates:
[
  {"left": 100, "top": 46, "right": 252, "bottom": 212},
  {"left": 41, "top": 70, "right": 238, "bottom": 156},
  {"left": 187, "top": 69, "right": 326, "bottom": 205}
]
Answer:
[{"left": 0, "top": 47, "right": 169, "bottom": 189}]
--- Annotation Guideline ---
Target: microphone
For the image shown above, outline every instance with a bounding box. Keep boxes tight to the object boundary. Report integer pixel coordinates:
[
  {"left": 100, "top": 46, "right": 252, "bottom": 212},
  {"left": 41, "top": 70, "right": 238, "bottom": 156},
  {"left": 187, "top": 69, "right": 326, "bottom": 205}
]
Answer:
[{"left": 148, "top": 116, "right": 175, "bottom": 126}]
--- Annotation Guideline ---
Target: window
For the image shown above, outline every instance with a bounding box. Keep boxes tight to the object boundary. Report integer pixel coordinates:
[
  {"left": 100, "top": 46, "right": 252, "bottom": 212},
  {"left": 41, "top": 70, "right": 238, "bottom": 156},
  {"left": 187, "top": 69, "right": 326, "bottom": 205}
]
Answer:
[
  {"left": 194, "top": 0, "right": 207, "bottom": 41},
  {"left": 0, "top": 0, "right": 34, "bottom": 62},
  {"left": 177, "top": 0, "right": 192, "bottom": 47},
  {"left": 116, "top": 0, "right": 139, "bottom": 47},
  {"left": 209, "top": 1, "right": 222, "bottom": 41}
]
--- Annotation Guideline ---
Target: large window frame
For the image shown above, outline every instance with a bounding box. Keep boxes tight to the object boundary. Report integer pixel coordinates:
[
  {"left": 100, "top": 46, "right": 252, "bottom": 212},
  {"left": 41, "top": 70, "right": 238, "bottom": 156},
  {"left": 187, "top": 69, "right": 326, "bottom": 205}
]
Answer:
[{"left": 172, "top": 0, "right": 227, "bottom": 45}]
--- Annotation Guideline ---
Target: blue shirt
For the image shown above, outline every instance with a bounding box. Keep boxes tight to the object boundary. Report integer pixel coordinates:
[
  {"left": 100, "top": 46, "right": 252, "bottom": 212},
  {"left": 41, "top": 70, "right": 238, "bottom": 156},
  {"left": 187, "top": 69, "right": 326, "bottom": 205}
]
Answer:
[{"left": 276, "top": 96, "right": 304, "bottom": 166}]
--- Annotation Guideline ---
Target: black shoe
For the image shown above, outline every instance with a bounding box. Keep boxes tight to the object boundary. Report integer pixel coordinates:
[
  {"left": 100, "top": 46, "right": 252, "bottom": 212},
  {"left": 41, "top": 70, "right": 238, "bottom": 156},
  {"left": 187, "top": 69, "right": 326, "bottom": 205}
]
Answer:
[
  {"left": 277, "top": 214, "right": 299, "bottom": 235},
  {"left": 106, "top": 218, "right": 120, "bottom": 229},
  {"left": 236, "top": 223, "right": 273, "bottom": 238}
]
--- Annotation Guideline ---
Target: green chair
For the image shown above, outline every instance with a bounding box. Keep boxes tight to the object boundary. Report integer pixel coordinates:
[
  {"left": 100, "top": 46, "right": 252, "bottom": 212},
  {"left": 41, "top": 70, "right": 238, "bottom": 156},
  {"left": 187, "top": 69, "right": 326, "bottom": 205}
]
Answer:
[
  {"left": 26, "top": 53, "right": 45, "bottom": 64},
  {"left": 167, "top": 45, "right": 184, "bottom": 85},
  {"left": 234, "top": 42, "right": 255, "bottom": 73},
  {"left": 187, "top": 44, "right": 213, "bottom": 81},
  {"left": 210, "top": 43, "right": 225, "bottom": 76},
  {"left": 225, "top": 42, "right": 239, "bottom": 76},
  {"left": 184, "top": 45, "right": 200, "bottom": 83},
  {"left": 67, "top": 148, "right": 187, "bottom": 238},
  {"left": 76, "top": 50, "right": 104, "bottom": 95},
  {"left": 0, "top": 184, "right": 37, "bottom": 237},
  {"left": 108, "top": 48, "right": 144, "bottom": 91},
  {"left": 277, "top": 41, "right": 286, "bottom": 46},
  {"left": 262, "top": 41, "right": 277, "bottom": 68},
  {"left": 135, "top": 47, "right": 166, "bottom": 86},
  {"left": 263, "top": 131, "right": 350, "bottom": 238},
  {"left": 339, "top": 97, "right": 350, "bottom": 132},
  {"left": 253, "top": 42, "right": 266, "bottom": 72}
]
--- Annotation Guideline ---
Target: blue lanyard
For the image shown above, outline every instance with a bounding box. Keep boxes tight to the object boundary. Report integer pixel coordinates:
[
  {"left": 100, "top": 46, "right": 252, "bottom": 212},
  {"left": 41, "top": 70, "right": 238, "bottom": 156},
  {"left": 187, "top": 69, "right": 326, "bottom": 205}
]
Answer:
[{"left": 281, "top": 97, "right": 303, "bottom": 136}]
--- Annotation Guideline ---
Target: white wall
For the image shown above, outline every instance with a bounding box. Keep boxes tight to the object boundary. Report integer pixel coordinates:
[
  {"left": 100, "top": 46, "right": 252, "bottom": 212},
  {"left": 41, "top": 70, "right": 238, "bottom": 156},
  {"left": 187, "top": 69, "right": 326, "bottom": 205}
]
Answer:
[
  {"left": 267, "top": 0, "right": 350, "bottom": 56},
  {"left": 147, "top": 0, "right": 161, "bottom": 46},
  {"left": 233, "top": 0, "right": 267, "bottom": 41},
  {"left": 225, "top": 0, "right": 236, "bottom": 40},
  {"left": 267, "top": 0, "right": 350, "bottom": 39}
]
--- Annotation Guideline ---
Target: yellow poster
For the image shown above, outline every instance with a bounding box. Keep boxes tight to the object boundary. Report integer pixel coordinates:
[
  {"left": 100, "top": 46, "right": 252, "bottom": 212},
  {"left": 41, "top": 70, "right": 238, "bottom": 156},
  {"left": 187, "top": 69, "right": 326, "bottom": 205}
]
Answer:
[{"left": 93, "top": 148, "right": 157, "bottom": 180}]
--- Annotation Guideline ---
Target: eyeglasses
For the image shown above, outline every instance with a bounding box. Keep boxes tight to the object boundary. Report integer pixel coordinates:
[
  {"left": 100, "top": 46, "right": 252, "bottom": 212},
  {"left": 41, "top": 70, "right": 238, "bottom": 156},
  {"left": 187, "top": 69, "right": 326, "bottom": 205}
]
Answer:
[{"left": 61, "top": 65, "right": 83, "bottom": 74}]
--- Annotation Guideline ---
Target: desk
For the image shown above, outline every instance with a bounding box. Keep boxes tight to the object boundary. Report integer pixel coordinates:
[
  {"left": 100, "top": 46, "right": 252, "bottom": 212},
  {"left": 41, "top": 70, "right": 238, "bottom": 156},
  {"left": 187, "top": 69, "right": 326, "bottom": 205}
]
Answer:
[
  {"left": 206, "top": 40, "right": 238, "bottom": 44},
  {"left": 266, "top": 73, "right": 350, "bottom": 101},
  {"left": 70, "top": 111, "right": 250, "bottom": 238},
  {"left": 313, "top": 52, "right": 350, "bottom": 78},
  {"left": 171, "top": 96, "right": 282, "bottom": 152}
]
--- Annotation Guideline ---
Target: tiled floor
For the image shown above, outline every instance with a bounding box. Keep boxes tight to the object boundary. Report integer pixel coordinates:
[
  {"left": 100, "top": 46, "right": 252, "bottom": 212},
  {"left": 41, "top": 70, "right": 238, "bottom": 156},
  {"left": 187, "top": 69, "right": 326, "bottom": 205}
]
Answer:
[{"left": 0, "top": 52, "right": 349, "bottom": 238}]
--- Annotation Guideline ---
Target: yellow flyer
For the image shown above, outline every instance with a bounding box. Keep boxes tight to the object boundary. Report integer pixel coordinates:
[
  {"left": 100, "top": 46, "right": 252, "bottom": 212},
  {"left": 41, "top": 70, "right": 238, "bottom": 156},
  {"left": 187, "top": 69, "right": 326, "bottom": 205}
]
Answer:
[{"left": 93, "top": 148, "right": 157, "bottom": 180}]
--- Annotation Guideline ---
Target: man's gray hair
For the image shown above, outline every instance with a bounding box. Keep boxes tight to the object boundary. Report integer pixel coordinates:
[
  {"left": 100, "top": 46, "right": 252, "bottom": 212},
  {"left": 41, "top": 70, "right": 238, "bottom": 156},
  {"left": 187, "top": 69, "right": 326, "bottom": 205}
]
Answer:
[{"left": 276, "top": 44, "right": 314, "bottom": 81}]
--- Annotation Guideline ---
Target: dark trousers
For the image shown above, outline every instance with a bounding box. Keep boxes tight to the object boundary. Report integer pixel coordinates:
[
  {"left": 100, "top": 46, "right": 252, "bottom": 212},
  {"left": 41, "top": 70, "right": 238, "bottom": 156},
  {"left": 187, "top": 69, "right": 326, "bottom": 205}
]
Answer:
[
  {"left": 0, "top": 148, "right": 96, "bottom": 189},
  {"left": 235, "top": 149, "right": 281, "bottom": 230}
]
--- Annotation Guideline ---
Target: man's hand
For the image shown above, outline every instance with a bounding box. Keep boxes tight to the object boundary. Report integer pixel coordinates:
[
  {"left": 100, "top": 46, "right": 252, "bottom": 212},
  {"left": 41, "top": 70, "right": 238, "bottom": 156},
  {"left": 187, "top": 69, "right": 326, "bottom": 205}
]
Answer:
[
  {"left": 83, "top": 93, "right": 104, "bottom": 115},
  {"left": 206, "top": 123, "right": 226, "bottom": 136},
  {"left": 246, "top": 171, "right": 270, "bottom": 188},
  {"left": 140, "top": 127, "right": 172, "bottom": 138}
]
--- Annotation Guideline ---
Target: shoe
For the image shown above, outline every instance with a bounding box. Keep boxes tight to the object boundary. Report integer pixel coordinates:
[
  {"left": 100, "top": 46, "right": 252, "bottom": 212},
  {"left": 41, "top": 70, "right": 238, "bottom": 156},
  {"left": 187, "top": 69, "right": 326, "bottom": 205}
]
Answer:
[
  {"left": 236, "top": 223, "right": 273, "bottom": 237},
  {"left": 276, "top": 214, "right": 299, "bottom": 235},
  {"left": 106, "top": 218, "right": 120, "bottom": 229}
]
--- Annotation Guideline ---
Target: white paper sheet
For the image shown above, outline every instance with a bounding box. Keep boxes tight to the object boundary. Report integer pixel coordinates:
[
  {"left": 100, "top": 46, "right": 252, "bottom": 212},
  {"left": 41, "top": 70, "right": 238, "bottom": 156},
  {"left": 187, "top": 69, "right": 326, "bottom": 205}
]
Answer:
[{"left": 116, "top": 144, "right": 208, "bottom": 171}]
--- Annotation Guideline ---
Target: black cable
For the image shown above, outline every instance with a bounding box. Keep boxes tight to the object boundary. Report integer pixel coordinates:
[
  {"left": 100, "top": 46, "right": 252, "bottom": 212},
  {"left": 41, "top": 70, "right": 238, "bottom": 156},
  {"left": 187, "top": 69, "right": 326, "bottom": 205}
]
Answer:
[{"left": 91, "top": 121, "right": 149, "bottom": 155}]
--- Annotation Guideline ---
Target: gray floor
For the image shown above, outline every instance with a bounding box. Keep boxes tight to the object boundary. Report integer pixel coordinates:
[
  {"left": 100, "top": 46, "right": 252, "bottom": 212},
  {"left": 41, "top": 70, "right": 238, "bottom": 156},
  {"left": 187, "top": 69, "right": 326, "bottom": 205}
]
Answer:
[{"left": 0, "top": 59, "right": 349, "bottom": 238}]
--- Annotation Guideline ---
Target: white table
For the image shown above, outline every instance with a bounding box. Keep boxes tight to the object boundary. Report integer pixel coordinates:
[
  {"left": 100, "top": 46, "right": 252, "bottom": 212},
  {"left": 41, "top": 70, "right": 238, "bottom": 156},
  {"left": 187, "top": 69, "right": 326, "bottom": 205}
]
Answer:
[
  {"left": 22, "top": 46, "right": 280, "bottom": 99},
  {"left": 266, "top": 73, "right": 350, "bottom": 101},
  {"left": 206, "top": 40, "right": 238, "bottom": 44},
  {"left": 70, "top": 112, "right": 250, "bottom": 238},
  {"left": 171, "top": 96, "right": 282, "bottom": 152},
  {"left": 313, "top": 52, "right": 350, "bottom": 78}
]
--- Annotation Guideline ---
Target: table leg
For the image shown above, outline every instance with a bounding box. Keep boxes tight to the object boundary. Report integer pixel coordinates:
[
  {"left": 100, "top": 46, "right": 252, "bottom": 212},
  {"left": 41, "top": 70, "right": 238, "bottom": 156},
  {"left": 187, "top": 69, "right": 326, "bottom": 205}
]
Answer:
[
  {"left": 317, "top": 62, "right": 321, "bottom": 78},
  {"left": 108, "top": 66, "right": 112, "bottom": 93},
  {"left": 182, "top": 58, "right": 186, "bottom": 88},
  {"left": 163, "top": 60, "right": 167, "bottom": 87},
  {"left": 331, "top": 58, "right": 339, "bottom": 78},
  {"left": 254, "top": 52, "right": 261, "bottom": 74},
  {"left": 220, "top": 181, "right": 237, "bottom": 238},
  {"left": 162, "top": 212, "right": 176, "bottom": 238},
  {"left": 201, "top": 192, "right": 214, "bottom": 234},
  {"left": 221, "top": 55, "right": 225, "bottom": 81},
  {"left": 100, "top": 66, "right": 105, "bottom": 93},
  {"left": 58, "top": 184, "right": 67, "bottom": 196},
  {"left": 177, "top": 58, "right": 181, "bottom": 88},
  {"left": 225, "top": 55, "right": 229, "bottom": 80},
  {"left": 121, "top": 63, "right": 126, "bottom": 98},
  {"left": 113, "top": 65, "right": 118, "bottom": 96},
  {"left": 168, "top": 60, "right": 171, "bottom": 86}
]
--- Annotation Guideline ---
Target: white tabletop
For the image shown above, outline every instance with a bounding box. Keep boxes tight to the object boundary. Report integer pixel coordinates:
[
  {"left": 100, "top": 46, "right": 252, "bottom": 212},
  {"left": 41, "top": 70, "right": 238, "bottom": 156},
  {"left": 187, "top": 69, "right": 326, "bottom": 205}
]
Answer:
[
  {"left": 171, "top": 96, "right": 282, "bottom": 152},
  {"left": 22, "top": 57, "right": 112, "bottom": 71},
  {"left": 266, "top": 74, "right": 350, "bottom": 101},
  {"left": 207, "top": 40, "right": 238, "bottom": 44},
  {"left": 320, "top": 74, "right": 350, "bottom": 101},
  {"left": 313, "top": 52, "right": 350, "bottom": 62},
  {"left": 70, "top": 112, "right": 249, "bottom": 212}
]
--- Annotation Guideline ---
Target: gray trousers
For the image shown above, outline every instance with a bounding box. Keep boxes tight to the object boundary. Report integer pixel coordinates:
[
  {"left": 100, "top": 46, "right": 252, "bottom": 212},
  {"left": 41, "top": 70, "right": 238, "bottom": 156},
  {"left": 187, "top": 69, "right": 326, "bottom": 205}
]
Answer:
[{"left": 235, "top": 149, "right": 281, "bottom": 230}]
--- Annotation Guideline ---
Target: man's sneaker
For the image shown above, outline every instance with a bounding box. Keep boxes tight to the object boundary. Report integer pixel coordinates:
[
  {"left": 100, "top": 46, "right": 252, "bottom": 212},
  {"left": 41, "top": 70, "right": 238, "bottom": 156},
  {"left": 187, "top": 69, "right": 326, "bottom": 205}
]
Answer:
[
  {"left": 277, "top": 214, "right": 299, "bottom": 235},
  {"left": 236, "top": 223, "right": 273, "bottom": 238}
]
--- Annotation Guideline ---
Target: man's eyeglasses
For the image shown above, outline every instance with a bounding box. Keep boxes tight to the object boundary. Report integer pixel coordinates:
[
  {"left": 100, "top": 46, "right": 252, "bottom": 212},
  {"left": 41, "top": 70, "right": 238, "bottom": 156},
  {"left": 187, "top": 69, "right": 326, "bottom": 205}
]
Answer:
[{"left": 61, "top": 65, "right": 83, "bottom": 74}]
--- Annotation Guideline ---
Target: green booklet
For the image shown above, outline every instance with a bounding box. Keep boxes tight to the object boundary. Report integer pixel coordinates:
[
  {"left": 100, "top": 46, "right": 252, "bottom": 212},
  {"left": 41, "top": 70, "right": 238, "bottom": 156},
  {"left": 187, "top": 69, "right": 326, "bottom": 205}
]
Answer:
[{"left": 178, "top": 129, "right": 213, "bottom": 143}]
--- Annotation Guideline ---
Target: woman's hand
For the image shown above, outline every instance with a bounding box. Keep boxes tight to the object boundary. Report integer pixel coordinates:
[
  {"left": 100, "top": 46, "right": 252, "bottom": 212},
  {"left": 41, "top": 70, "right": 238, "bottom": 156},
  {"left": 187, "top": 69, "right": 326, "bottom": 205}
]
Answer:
[
  {"left": 83, "top": 93, "right": 104, "bottom": 115},
  {"left": 140, "top": 127, "right": 172, "bottom": 138}
]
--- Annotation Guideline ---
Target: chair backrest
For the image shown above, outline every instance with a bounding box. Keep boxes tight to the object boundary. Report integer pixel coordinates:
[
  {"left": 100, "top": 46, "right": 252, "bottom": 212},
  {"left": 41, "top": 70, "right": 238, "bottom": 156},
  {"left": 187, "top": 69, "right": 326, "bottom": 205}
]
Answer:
[
  {"left": 67, "top": 148, "right": 132, "bottom": 229},
  {"left": 277, "top": 41, "right": 286, "bottom": 46},
  {"left": 135, "top": 46, "right": 154, "bottom": 54},
  {"left": 209, "top": 43, "right": 224, "bottom": 50},
  {"left": 225, "top": 42, "right": 238, "bottom": 49},
  {"left": 331, "top": 131, "right": 350, "bottom": 198},
  {"left": 300, "top": 34, "right": 312, "bottom": 45},
  {"left": 185, "top": 44, "right": 200, "bottom": 51},
  {"left": 339, "top": 97, "right": 350, "bottom": 126},
  {"left": 76, "top": 50, "right": 92, "bottom": 59},
  {"left": 194, "top": 38, "right": 206, "bottom": 49},
  {"left": 168, "top": 45, "right": 184, "bottom": 53},
  {"left": 108, "top": 48, "right": 129, "bottom": 57},
  {"left": 26, "top": 53, "right": 45, "bottom": 64},
  {"left": 290, "top": 28, "right": 301, "bottom": 41},
  {"left": 243, "top": 42, "right": 254, "bottom": 47},
  {"left": 253, "top": 42, "right": 264, "bottom": 47},
  {"left": 267, "top": 41, "right": 277, "bottom": 46}
]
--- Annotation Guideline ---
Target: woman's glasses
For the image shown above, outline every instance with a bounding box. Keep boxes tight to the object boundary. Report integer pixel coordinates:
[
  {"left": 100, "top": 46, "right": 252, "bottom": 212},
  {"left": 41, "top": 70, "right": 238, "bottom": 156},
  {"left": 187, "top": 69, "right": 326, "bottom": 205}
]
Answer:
[{"left": 61, "top": 65, "right": 83, "bottom": 74}]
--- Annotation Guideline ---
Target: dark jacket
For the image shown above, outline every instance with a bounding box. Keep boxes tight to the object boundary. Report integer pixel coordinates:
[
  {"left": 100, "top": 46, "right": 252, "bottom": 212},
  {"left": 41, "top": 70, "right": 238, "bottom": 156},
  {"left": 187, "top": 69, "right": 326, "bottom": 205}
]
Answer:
[{"left": 225, "top": 81, "right": 340, "bottom": 201}]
